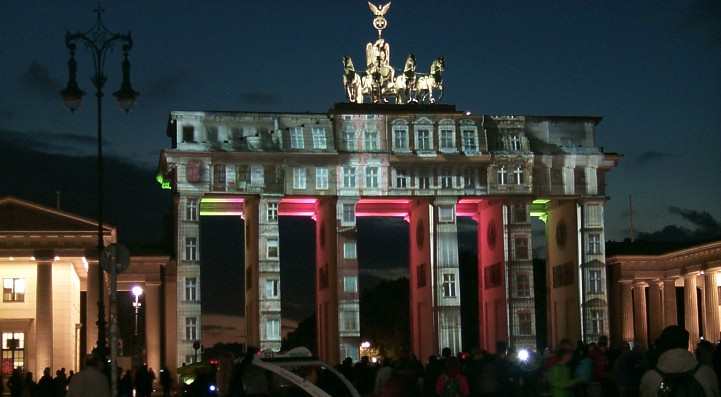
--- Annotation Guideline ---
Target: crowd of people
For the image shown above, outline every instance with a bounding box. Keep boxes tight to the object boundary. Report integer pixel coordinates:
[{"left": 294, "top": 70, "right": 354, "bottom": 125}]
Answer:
[
  {"left": 0, "top": 356, "right": 173, "bottom": 397},
  {"left": 341, "top": 326, "right": 721, "bottom": 397}
]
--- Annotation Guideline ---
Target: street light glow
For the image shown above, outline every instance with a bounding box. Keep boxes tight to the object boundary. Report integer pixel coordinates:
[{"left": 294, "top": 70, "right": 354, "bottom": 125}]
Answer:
[
  {"left": 517, "top": 348, "right": 530, "bottom": 362},
  {"left": 132, "top": 285, "right": 143, "bottom": 297}
]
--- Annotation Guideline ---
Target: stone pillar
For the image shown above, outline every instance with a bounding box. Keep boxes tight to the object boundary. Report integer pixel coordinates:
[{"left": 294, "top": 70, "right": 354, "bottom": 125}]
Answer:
[
  {"left": 315, "top": 198, "right": 339, "bottom": 365},
  {"left": 244, "top": 196, "right": 261, "bottom": 348},
  {"left": 704, "top": 271, "right": 720, "bottom": 342},
  {"left": 477, "top": 201, "right": 507, "bottom": 352},
  {"left": 648, "top": 281, "right": 664, "bottom": 343},
  {"left": 633, "top": 281, "right": 648, "bottom": 348},
  {"left": 409, "top": 199, "right": 435, "bottom": 360},
  {"left": 36, "top": 261, "right": 53, "bottom": 373},
  {"left": 259, "top": 196, "right": 281, "bottom": 352},
  {"left": 86, "top": 260, "right": 100, "bottom": 354},
  {"left": 620, "top": 281, "right": 634, "bottom": 343},
  {"left": 434, "top": 197, "right": 462, "bottom": 355},
  {"left": 663, "top": 278, "right": 677, "bottom": 327},
  {"left": 336, "top": 198, "right": 359, "bottom": 362},
  {"left": 145, "top": 283, "right": 161, "bottom": 373},
  {"left": 505, "top": 201, "right": 536, "bottom": 350},
  {"left": 684, "top": 273, "right": 700, "bottom": 347}
]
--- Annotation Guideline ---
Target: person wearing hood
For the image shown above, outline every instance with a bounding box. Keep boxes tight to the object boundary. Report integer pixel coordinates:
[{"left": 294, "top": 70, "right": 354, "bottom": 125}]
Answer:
[{"left": 639, "top": 325, "right": 719, "bottom": 397}]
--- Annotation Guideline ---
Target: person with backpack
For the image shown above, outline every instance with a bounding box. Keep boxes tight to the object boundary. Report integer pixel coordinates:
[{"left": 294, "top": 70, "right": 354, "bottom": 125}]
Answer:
[
  {"left": 435, "top": 357, "right": 470, "bottom": 397},
  {"left": 639, "top": 325, "right": 719, "bottom": 397}
]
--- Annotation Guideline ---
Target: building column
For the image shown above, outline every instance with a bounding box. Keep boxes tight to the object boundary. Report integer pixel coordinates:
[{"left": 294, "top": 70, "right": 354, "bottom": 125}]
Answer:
[
  {"left": 476, "top": 201, "right": 507, "bottom": 352},
  {"left": 504, "top": 201, "right": 535, "bottom": 350},
  {"left": 704, "top": 271, "right": 720, "bottom": 343},
  {"left": 663, "top": 278, "right": 677, "bottom": 327},
  {"left": 684, "top": 273, "right": 700, "bottom": 347},
  {"left": 620, "top": 281, "right": 634, "bottom": 343},
  {"left": 335, "top": 198, "right": 359, "bottom": 362},
  {"left": 315, "top": 198, "right": 339, "bottom": 365},
  {"left": 409, "top": 199, "right": 435, "bottom": 360},
  {"left": 36, "top": 260, "right": 53, "bottom": 373},
  {"left": 145, "top": 283, "right": 161, "bottom": 373},
  {"left": 244, "top": 196, "right": 261, "bottom": 349},
  {"left": 648, "top": 281, "right": 664, "bottom": 343},
  {"left": 632, "top": 281, "right": 648, "bottom": 348},
  {"left": 258, "top": 196, "right": 281, "bottom": 352},
  {"left": 434, "top": 197, "right": 462, "bottom": 355},
  {"left": 86, "top": 260, "right": 100, "bottom": 354}
]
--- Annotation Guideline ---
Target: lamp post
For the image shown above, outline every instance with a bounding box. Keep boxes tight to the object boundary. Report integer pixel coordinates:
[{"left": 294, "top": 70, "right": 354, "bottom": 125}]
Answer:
[
  {"left": 132, "top": 285, "right": 144, "bottom": 337},
  {"left": 60, "top": 5, "right": 139, "bottom": 364}
]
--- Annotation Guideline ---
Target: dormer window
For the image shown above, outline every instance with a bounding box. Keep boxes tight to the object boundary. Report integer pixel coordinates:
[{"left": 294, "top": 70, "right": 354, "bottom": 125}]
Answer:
[
  {"left": 510, "top": 135, "right": 521, "bottom": 151},
  {"left": 290, "top": 127, "right": 304, "bottom": 149},
  {"left": 462, "top": 129, "right": 478, "bottom": 153},
  {"left": 182, "top": 126, "right": 195, "bottom": 143},
  {"left": 439, "top": 120, "right": 455, "bottom": 152},
  {"left": 393, "top": 126, "right": 409, "bottom": 151},
  {"left": 416, "top": 129, "right": 432, "bottom": 151}
]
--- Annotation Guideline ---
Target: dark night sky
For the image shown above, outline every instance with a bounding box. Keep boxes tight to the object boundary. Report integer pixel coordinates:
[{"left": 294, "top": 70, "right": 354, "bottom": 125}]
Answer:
[{"left": 1, "top": 0, "right": 721, "bottom": 243}]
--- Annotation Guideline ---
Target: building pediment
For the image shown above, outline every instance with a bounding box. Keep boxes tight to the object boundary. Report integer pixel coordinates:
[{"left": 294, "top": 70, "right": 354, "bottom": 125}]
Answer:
[{"left": 0, "top": 196, "right": 114, "bottom": 234}]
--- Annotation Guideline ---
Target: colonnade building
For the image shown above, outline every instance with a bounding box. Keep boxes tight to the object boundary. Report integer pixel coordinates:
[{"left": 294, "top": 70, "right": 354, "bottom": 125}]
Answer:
[
  {"left": 157, "top": 103, "right": 620, "bottom": 366},
  {"left": 0, "top": 197, "right": 176, "bottom": 377},
  {"left": 608, "top": 241, "right": 721, "bottom": 349}
]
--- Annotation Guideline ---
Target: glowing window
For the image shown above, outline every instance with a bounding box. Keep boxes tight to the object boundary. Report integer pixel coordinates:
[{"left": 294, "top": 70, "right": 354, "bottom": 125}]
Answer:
[
  {"left": 266, "top": 202, "right": 278, "bottom": 223},
  {"left": 442, "top": 273, "right": 456, "bottom": 298},
  {"left": 290, "top": 127, "right": 304, "bottom": 149},
  {"left": 365, "top": 167, "right": 379, "bottom": 188},
  {"left": 315, "top": 167, "right": 329, "bottom": 190},
  {"left": 3, "top": 279, "right": 25, "bottom": 302},
  {"left": 185, "top": 317, "right": 198, "bottom": 341},
  {"left": 311, "top": 127, "right": 327, "bottom": 149},
  {"left": 267, "top": 238, "right": 279, "bottom": 259},
  {"left": 292, "top": 168, "right": 306, "bottom": 189}
]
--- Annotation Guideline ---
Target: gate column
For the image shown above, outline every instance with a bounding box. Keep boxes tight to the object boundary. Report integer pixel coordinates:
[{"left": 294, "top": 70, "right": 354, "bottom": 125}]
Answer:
[
  {"left": 244, "top": 196, "right": 261, "bottom": 349},
  {"left": 409, "top": 199, "right": 435, "bottom": 361},
  {"left": 315, "top": 197, "right": 340, "bottom": 364},
  {"left": 433, "top": 197, "right": 462, "bottom": 355}
]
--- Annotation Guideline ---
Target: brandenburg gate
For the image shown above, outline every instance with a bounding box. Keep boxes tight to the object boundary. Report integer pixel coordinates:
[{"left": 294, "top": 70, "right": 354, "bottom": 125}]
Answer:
[{"left": 156, "top": 2, "right": 620, "bottom": 366}]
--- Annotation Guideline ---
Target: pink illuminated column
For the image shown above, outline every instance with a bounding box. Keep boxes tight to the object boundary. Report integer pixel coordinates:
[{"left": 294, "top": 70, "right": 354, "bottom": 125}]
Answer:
[
  {"left": 315, "top": 198, "right": 340, "bottom": 364},
  {"left": 244, "top": 197, "right": 261, "bottom": 348},
  {"left": 408, "top": 199, "right": 435, "bottom": 361},
  {"left": 477, "top": 201, "right": 507, "bottom": 353}
]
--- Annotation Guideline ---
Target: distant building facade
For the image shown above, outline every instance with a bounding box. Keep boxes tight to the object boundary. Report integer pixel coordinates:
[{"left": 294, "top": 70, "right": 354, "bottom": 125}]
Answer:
[
  {"left": 0, "top": 197, "right": 176, "bottom": 376},
  {"left": 608, "top": 240, "right": 721, "bottom": 348}
]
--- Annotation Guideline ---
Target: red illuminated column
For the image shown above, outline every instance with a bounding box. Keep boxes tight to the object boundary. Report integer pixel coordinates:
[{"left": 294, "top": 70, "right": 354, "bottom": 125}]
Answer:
[
  {"left": 476, "top": 201, "right": 507, "bottom": 353},
  {"left": 244, "top": 196, "right": 261, "bottom": 349},
  {"left": 315, "top": 197, "right": 340, "bottom": 364},
  {"left": 408, "top": 199, "right": 435, "bottom": 361}
]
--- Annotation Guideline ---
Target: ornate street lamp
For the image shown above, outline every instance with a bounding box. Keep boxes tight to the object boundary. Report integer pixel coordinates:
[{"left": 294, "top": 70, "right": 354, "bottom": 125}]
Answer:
[{"left": 60, "top": 3, "right": 139, "bottom": 374}]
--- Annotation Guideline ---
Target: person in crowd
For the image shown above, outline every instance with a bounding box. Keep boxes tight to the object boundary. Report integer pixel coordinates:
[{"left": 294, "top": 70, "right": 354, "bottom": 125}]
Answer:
[
  {"left": 639, "top": 325, "right": 719, "bottom": 397},
  {"left": 697, "top": 340, "right": 715, "bottom": 368},
  {"left": 8, "top": 368, "right": 23, "bottom": 397},
  {"left": 375, "top": 358, "right": 394, "bottom": 395},
  {"left": 424, "top": 355, "right": 444, "bottom": 397},
  {"left": 118, "top": 369, "right": 133, "bottom": 397},
  {"left": 548, "top": 348, "right": 578, "bottom": 397},
  {"left": 67, "top": 355, "right": 111, "bottom": 397},
  {"left": 22, "top": 372, "right": 35, "bottom": 397},
  {"left": 612, "top": 341, "right": 643, "bottom": 397},
  {"left": 159, "top": 366, "right": 173, "bottom": 397},
  {"left": 435, "top": 357, "right": 470, "bottom": 397},
  {"left": 35, "top": 367, "right": 53, "bottom": 397},
  {"left": 573, "top": 343, "right": 593, "bottom": 397},
  {"left": 353, "top": 356, "right": 375, "bottom": 395},
  {"left": 339, "top": 357, "right": 355, "bottom": 384},
  {"left": 55, "top": 368, "right": 68, "bottom": 397}
]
